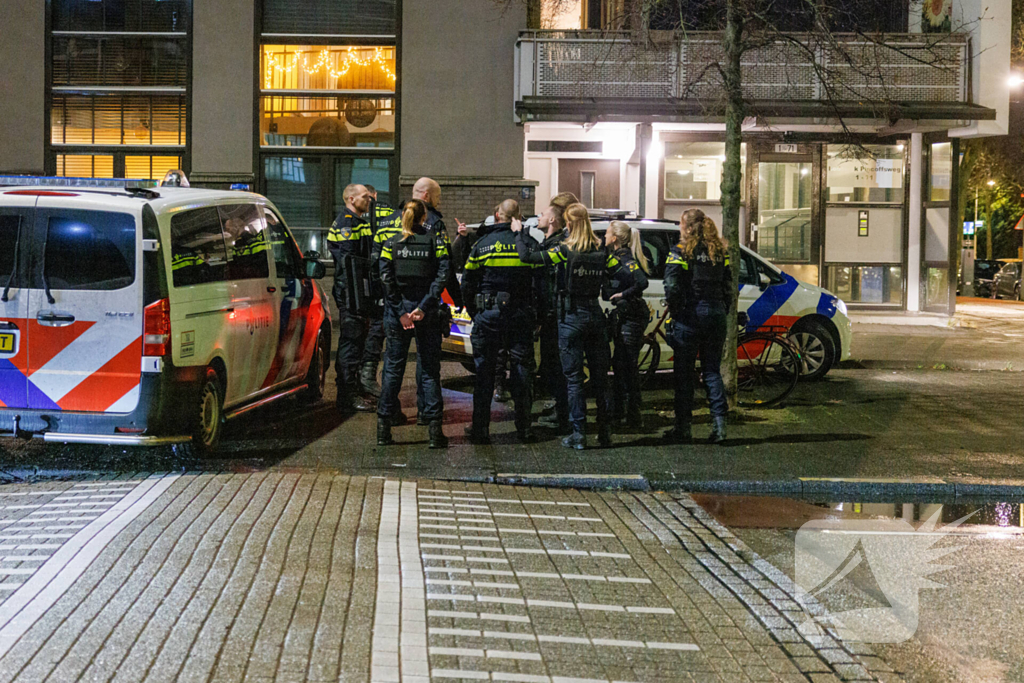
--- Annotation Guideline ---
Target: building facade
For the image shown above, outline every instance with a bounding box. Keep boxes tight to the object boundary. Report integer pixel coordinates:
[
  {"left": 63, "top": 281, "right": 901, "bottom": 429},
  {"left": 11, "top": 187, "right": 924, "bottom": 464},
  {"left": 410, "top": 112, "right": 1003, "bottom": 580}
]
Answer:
[{"left": 0, "top": 0, "right": 1011, "bottom": 316}]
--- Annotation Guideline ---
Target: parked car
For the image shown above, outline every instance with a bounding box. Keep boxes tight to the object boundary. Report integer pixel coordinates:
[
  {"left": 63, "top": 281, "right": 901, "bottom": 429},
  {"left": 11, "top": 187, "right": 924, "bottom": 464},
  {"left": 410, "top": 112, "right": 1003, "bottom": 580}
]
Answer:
[
  {"left": 442, "top": 218, "right": 852, "bottom": 381},
  {"left": 0, "top": 178, "right": 330, "bottom": 455},
  {"left": 969, "top": 259, "right": 1003, "bottom": 298},
  {"left": 991, "top": 259, "right": 1023, "bottom": 300}
]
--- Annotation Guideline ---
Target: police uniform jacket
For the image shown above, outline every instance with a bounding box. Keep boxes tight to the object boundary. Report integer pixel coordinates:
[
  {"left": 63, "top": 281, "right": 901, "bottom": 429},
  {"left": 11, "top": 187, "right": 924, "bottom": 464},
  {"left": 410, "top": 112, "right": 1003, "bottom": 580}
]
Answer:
[
  {"left": 534, "top": 229, "right": 567, "bottom": 319},
  {"left": 379, "top": 227, "right": 450, "bottom": 313},
  {"left": 663, "top": 242, "right": 732, "bottom": 318},
  {"left": 327, "top": 209, "right": 372, "bottom": 273},
  {"left": 461, "top": 222, "right": 538, "bottom": 315},
  {"left": 608, "top": 246, "right": 650, "bottom": 321},
  {"left": 516, "top": 234, "right": 620, "bottom": 305}
]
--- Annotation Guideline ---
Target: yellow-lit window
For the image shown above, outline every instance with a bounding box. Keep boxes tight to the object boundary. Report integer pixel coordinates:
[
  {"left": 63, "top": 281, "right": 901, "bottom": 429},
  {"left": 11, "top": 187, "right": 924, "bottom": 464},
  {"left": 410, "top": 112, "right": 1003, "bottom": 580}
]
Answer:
[
  {"left": 260, "top": 45, "right": 395, "bottom": 148},
  {"left": 126, "top": 156, "right": 181, "bottom": 180},
  {"left": 55, "top": 155, "right": 115, "bottom": 178}
]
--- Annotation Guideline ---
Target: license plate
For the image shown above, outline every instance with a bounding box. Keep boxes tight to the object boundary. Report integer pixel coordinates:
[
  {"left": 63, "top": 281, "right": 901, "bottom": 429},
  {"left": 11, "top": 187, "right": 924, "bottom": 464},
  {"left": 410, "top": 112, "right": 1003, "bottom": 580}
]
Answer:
[{"left": 0, "top": 331, "right": 19, "bottom": 358}]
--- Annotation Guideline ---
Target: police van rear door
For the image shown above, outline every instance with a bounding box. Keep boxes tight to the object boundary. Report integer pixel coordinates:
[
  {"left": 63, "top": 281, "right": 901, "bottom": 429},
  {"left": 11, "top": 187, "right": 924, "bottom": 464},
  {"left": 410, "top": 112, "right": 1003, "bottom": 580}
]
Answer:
[
  {"left": 25, "top": 194, "right": 143, "bottom": 412},
  {"left": 0, "top": 194, "right": 36, "bottom": 410}
]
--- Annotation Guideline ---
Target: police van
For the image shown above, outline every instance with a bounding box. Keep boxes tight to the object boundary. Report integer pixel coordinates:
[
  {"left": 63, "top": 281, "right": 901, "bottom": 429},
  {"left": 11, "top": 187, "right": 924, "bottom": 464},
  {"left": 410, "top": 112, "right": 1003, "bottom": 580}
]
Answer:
[
  {"left": 0, "top": 174, "right": 331, "bottom": 455},
  {"left": 443, "top": 217, "right": 852, "bottom": 381}
]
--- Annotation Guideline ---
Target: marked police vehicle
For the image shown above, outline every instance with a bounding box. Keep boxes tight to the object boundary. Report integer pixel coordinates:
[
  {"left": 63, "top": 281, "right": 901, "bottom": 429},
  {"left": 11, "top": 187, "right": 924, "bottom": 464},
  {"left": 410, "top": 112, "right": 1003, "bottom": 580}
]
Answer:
[
  {"left": 0, "top": 173, "right": 331, "bottom": 455},
  {"left": 443, "top": 216, "right": 852, "bottom": 381}
]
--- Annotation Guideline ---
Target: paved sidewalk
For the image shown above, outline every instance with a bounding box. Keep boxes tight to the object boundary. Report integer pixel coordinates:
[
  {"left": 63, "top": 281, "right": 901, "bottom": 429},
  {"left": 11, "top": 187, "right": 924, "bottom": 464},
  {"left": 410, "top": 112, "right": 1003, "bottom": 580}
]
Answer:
[{"left": 0, "top": 475, "right": 899, "bottom": 682}]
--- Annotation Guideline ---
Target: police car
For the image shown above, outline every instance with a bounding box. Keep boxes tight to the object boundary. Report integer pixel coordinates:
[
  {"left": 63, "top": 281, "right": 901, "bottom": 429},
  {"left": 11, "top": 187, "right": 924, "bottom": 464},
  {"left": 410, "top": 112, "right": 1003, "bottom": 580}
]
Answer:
[
  {"left": 443, "top": 217, "right": 852, "bottom": 381},
  {"left": 0, "top": 174, "right": 331, "bottom": 455}
]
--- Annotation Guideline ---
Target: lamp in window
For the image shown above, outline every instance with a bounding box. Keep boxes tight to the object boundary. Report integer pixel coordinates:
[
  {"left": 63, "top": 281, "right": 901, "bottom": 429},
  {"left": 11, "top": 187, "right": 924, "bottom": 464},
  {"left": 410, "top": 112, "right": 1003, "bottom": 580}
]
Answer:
[
  {"left": 344, "top": 99, "right": 378, "bottom": 129},
  {"left": 133, "top": 120, "right": 150, "bottom": 142}
]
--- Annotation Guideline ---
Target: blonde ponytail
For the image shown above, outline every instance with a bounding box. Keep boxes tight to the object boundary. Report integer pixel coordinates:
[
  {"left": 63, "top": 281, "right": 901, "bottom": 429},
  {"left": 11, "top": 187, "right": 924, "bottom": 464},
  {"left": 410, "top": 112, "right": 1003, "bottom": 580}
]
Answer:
[
  {"left": 401, "top": 199, "right": 427, "bottom": 240},
  {"left": 608, "top": 220, "right": 649, "bottom": 273}
]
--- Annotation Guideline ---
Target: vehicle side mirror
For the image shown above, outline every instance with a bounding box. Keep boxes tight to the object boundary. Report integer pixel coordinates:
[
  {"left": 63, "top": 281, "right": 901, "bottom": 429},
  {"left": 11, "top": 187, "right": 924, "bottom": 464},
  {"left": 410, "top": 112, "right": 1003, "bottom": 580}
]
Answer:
[
  {"left": 758, "top": 273, "right": 771, "bottom": 291},
  {"left": 304, "top": 255, "right": 326, "bottom": 279}
]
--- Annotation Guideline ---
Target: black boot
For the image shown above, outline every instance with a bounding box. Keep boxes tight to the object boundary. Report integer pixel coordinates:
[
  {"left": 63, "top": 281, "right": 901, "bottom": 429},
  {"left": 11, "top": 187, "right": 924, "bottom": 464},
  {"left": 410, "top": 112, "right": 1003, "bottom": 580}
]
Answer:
[
  {"left": 377, "top": 416, "right": 393, "bottom": 446},
  {"left": 464, "top": 424, "right": 491, "bottom": 445},
  {"left": 429, "top": 420, "right": 448, "bottom": 449},
  {"left": 598, "top": 425, "right": 613, "bottom": 448},
  {"left": 663, "top": 424, "right": 692, "bottom": 444},
  {"left": 360, "top": 363, "right": 381, "bottom": 398},
  {"left": 562, "top": 432, "right": 587, "bottom": 450},
  {"left": 337, "top": 388, "right": 373, "bottom": 414},
  {"left": 709, "top": 416, "right": 727, "bottom": 445},
  {"left": 626, "top": 395, "right": 643, "bottom": 429}
]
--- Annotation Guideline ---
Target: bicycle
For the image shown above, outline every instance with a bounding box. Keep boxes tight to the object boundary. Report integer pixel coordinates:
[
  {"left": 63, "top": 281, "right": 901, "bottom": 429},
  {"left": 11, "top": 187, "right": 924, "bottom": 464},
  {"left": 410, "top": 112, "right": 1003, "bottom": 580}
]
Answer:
[{"left": 637, "top": 308, "right": 802, "bottom": 408}]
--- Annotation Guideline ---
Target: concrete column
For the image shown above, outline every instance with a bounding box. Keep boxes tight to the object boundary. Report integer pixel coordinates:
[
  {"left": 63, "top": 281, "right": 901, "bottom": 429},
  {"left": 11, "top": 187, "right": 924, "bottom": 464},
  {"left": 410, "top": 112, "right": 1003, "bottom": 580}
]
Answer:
[
  {"left": 191, "top": 0, "right": 255, "bottom": 185},
  {"left": 907, "top": 132, "right": 924, "bottom": 312},
  {"left": 0, "top": 0, "right": 45, "bottom": 174}
]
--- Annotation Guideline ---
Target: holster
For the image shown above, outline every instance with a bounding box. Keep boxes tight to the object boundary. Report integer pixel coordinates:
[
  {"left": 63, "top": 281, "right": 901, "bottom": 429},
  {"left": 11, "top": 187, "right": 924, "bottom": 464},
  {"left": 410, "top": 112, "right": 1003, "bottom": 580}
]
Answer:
[{"left": 439, "top": 302, "right": 453, "bottom": 338}]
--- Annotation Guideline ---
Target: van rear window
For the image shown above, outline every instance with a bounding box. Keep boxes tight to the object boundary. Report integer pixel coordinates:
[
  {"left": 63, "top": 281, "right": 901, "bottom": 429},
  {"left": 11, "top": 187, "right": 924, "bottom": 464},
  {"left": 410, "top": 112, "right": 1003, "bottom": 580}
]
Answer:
[
  {"left": 44, "top": 211, "right": 136, "bottom": 290},
  {"left": 0, "top": 215, "right": 22, "bottom": 280},
  {"left": 170, "top": 207, "right": 229, "bottom": 287}
]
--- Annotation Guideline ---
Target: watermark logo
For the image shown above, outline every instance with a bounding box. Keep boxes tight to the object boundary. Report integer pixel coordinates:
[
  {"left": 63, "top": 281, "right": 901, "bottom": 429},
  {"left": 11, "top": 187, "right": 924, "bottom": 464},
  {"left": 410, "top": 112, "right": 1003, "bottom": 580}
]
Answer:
[{"left": 794, "top": 508, "right": 973, "bottom": 643}]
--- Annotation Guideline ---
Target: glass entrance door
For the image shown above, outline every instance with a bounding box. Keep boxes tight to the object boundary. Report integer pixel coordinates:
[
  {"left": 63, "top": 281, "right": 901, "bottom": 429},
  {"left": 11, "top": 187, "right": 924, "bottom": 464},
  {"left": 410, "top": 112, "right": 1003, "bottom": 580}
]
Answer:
[{"left": 749, "top": 148, "right": 820, "bottom": 286}]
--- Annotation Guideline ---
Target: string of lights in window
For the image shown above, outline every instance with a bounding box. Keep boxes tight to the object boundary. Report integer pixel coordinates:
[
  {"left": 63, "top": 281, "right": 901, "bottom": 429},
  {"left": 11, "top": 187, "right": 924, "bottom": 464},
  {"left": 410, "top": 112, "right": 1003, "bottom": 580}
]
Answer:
[{"left": 263, "top": 46, "right": 397, "bottom": 89}]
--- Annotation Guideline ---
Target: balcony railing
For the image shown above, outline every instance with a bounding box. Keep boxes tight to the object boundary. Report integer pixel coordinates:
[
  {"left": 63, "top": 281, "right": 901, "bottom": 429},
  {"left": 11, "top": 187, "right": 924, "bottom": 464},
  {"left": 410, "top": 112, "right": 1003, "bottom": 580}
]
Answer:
[{"left": 515, "top": 30, "right": 977, "bottom": 120}]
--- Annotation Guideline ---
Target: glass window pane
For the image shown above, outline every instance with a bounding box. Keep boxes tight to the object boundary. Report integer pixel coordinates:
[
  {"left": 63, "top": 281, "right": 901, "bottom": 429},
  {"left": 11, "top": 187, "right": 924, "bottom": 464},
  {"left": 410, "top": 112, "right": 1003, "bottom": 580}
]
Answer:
[
  {"left": 125, "top": 155, "right": 181, "bottom": 181},
  {"left": 0, "top": 214, "right": 26, "bottom": 280},
  {"left": 219, "top": 204, "right": 271, "bottom": 281},
  {"left": 826, "top": 265, "right": 902, "bottom": 304},
  {"left": 170, "top": 207, "right": 229, "bottom": 287},
  {"left": 261, "top": 45, "right": 396, "bottom": 92},
  {"left": 52, "top": 37, "right": 187, "bottom": 88},
  {"left": 261, "top": 96, "right": 394, "bottom": 148},
  {"left": 261, "top": 2, "right": 395, "bottom": 36},
  {"left": 52, "top": 94, "right": 186, "bottom": 147},
  {"left": 929, "top": 142, "right": 952, "bottom": 202},
  {"left": 757, "top": 161, "right": 812, "bottom": 262},
  {"left": 56, "top": 155, "right": 115, "bottom": 179},
  {"left": 263, "top": 208, "right": 304, "bottom": 276},
  {"left": 827, "top": 144, "right": 905, "bottom": 203},
  {"left": 264, "top": 157, "right": 323, "bottom": 228},
  {"left": 332, "top": 158, "right": 391, "bottom": 217},
  {"left": 44, "top": 211, "right": 136, "bottom": 290},
  {"left": 54, "top": 0, "right": 188, "bottom": 32},
  {"left": 663, "top": 142, "right": 746, "bottom": 201}
]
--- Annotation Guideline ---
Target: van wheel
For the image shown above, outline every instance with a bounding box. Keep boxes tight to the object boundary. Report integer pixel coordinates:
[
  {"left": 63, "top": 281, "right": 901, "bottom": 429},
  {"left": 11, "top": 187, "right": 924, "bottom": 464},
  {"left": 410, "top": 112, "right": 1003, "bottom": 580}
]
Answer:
[
  {"left": 302, "top": 327, "right": 329, "bottom": 404},
  {"left": 788, "top": 320, "right": 835, "bottom": 382},
  {"left": 189, "top": 367, "right": 224, "bottom": 457}
]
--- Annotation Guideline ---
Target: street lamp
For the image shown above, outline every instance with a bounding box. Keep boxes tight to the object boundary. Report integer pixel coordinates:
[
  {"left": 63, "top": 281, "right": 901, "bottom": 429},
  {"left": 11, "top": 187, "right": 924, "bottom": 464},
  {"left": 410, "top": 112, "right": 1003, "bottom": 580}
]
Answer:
[{"left": 984, "top": 181, "right": 996, "bottom": 259}]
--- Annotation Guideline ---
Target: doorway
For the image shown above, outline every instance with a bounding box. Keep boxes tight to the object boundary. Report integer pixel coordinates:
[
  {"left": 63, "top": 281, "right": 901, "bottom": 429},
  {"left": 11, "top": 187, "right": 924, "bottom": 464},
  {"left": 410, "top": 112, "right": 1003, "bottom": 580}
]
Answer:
[
  {"left": 558, "top": 158, "right": 620, "bottom": 209},
  {"left": 748, "top": 144, "right": 822, "bottom": 286}
]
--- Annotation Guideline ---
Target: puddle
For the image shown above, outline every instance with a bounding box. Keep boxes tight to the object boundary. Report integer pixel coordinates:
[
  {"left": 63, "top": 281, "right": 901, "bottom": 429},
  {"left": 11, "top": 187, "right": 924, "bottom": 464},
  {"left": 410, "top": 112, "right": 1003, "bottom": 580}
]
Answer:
[{"left": 692, "top": 494, "right": 1024, "bottom": 533}]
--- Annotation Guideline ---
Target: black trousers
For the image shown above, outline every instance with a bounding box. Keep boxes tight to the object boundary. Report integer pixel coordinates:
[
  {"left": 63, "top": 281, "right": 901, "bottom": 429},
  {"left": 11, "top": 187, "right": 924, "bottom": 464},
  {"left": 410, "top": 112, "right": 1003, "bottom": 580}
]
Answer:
[
  {"left": 470, "top": 306, "right": 535, "bottom": 434},
  {"left": 538, "top": 315, "right": 569, "bottom": 422},
  {"left": 332, "top": 281, "right": 368, "bottom": 402},
  {"left": 558, "top": 305, "right": 611, "bottom": 435},
  {"left": 669, "top": 301, "right": 728, "bottom": 425},
  {"left": 611, "top": 315, "right": 645, "bottom": 415},
  {"left": 378, "top": 301, "right": 443, "bottom": 422}
]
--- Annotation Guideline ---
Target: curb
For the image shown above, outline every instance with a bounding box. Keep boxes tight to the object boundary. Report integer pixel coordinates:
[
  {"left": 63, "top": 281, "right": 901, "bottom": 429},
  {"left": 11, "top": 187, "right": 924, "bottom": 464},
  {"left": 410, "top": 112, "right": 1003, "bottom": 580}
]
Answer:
[
  {"left": 648, "top": 476, "right": 1024, "bottom": 500},
  {"left": 0, "top": 468, "right": 114, "bottom": 483},
  {"left": 494, "top": 473, "right": 651, "bottom": 491},
  {"left": 841, "top": 359, "right": 1021, "bottom": 372}
]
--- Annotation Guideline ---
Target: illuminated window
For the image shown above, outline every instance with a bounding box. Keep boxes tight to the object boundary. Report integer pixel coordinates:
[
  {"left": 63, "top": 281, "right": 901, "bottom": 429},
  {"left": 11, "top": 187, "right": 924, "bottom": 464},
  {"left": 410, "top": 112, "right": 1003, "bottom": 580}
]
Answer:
[
  {"left": 663, "top": 142, "right": 746, "bottom": 201},
  {"left": 260, "top": 45, "right": 395, "bottom": 148},
  {"left": 827, "top": 145, "right": 905, "bottom": 203}
]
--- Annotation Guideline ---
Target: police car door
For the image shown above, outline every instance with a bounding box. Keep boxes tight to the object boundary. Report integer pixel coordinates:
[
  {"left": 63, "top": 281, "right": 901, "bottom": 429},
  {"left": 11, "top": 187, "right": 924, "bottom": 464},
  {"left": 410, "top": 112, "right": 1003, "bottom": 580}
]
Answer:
[
  {"left": 219, "top": 203, "right": 275, "bottom": 401},
  {"left": 0, "top": 195, "right": 35, "bottom": 410},
  {"left": 26, "top": 195, "right": 143, "bottom": 412},
  {"left": 258, "top": 207, "right": 311, "bottom": 387}
]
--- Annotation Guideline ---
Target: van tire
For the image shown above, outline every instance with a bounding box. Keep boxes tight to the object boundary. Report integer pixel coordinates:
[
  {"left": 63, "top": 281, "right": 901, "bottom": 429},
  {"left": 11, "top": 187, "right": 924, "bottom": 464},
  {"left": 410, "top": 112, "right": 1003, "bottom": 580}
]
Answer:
[
  {"left": 301, "top": 327, "right": 329, "bottom": 404},
  {"left": 788, "top": 319, "right": 836, "bottom": 382},
  {"left": 188, "top": 367, "right": 225, "bottom": 457}
]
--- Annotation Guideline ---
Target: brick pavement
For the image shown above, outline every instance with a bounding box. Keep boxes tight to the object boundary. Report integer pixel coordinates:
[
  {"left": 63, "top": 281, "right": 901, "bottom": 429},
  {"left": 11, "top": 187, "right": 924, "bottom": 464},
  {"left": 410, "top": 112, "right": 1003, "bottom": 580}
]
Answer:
[{"left": 0, "top": 476, "right": 900, "bottom": 682}]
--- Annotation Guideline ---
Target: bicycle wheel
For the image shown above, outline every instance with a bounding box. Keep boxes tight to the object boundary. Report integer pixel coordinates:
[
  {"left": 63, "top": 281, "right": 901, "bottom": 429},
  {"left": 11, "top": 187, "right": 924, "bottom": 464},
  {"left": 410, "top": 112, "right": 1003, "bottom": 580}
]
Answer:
[
  {"left": 638, "top": 333, "right": 662, "bottom": 389},
  {"left": 736, "top": 333, "right": 800, "bottom": 408}
]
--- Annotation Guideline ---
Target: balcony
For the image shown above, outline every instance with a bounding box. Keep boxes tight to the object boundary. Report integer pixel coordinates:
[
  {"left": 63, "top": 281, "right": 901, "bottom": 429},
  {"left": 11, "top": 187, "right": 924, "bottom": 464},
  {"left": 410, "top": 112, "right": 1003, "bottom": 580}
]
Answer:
[{"left": 515, "top": 30, "right": 994, "bottom": 123}]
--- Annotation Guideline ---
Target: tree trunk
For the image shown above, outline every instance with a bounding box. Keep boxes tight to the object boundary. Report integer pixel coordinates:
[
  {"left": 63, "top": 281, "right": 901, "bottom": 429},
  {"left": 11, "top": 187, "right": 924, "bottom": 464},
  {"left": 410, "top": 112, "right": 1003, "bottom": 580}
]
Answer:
[{"left": 720, "top": 0, "right": 744, "bottom": 408}]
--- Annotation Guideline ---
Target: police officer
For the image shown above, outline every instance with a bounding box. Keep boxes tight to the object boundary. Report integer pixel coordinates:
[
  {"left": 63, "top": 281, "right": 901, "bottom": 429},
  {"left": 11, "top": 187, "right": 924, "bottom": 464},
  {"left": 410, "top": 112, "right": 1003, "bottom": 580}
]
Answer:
[
  {"left": 461, "top": 199, "right": 537, "bottom": 445},
  {"left": 663, "top": 208, "right": 733, "bottom": 444},
  {"left": 328, "top": 184, "right": 375, "bottom": 414},
  {"left": 360, "top": 184, "right": 397, "bottom": 398},
  {"left": 603, "top": 220, "right": 650, "bottom": 427},
  {"left": 376, "top": 199, "right": 451, "bottom": 449},
  {"left": 531, "top": 202, "right": 570, "bottom": 432},
  {"left": 513, "top": 203, "right": 619, "bottom": 450}
]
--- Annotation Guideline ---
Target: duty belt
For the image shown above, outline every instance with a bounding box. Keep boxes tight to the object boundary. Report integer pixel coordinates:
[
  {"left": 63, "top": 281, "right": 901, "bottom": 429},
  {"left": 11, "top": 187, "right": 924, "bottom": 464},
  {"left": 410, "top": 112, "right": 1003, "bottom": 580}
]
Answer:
[{"left": 475, "top": 292, "right": 525, "bottom": 311}]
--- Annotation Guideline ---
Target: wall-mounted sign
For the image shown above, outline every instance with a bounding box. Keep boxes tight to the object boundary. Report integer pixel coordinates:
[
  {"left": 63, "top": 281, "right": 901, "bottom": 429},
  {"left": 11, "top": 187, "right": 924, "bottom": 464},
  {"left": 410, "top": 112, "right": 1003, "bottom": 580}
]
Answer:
[
  {"left": 775, "top": 144, "right": 799, "bottom": 154},
  {"left": 858, "top": 210, "right": 869, "bottom": 237},
  {"left": 963, "top": 221, "right": 975, "bottom": 235}
]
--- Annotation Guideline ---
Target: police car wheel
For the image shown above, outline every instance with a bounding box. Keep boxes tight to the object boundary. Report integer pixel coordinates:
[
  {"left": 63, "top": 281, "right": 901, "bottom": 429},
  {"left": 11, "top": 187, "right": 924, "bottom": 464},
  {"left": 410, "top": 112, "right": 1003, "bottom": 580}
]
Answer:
[
  {"left": 190, "top": 367, "right": 224, "bottom": 456},
  {"left": 788, "top": 320, "right": 835, "bottom": 382},
  {"left": 301, "top": 327, "right": 329, "bottom": 404}
]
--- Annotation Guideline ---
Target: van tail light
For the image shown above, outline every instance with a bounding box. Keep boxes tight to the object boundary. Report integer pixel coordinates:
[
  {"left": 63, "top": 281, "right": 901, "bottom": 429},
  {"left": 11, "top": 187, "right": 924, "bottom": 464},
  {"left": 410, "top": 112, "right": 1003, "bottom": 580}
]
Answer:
[{"left": 143, "top": 298, "right": 171, "bottom": 356}]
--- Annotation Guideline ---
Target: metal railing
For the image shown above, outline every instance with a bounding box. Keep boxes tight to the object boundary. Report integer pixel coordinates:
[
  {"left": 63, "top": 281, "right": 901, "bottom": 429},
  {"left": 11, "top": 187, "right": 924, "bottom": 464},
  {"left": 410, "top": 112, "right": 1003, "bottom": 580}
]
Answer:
[{"left": 516, "top": 30, "right": 969, "bottom": 105}]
